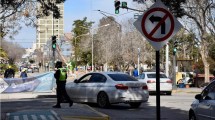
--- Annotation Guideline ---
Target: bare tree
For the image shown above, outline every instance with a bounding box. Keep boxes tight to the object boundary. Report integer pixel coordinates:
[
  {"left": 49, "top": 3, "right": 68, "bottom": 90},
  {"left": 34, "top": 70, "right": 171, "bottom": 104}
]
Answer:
[
  {"left": 182, "top": 0, "right": 215, "bottom": 82},
  {"left": 1, "top": 40, "right": 25, "bottom": 64}
]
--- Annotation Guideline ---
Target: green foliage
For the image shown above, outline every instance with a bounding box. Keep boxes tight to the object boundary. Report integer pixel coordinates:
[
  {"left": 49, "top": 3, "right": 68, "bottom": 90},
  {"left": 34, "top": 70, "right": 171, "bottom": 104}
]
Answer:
[
  {"left": 161, "top": 0, "right": 186, "bottom": 18},
  {"left": 80, "top": 51, "right": 92, "bottom": 65},
  {"left": 0, "top": 47, "right": 8, "bottom": 58},
  {"left": 71, "top": 17, "right": 94, "bottom": 65},
  {"left": 1, "top": 0, "right": 65, "bottom": 19}
]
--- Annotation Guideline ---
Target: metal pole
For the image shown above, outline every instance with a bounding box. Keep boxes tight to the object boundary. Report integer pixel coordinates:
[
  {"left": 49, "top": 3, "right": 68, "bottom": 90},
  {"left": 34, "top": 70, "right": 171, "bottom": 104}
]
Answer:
[
  {"left": 173, "top": 53, "right": 177, "bottom": 89},
  {"left": 92, "top": 30, "right": 94, "bottom": 72},
  {"left": 75, "top": 37, "right": 77, "bottom": 68},
  {"left": 52, "top": 1, "right": 55, "bottom": 70},
  {"left": 138, "top": 48, "right": 140, "bottom": 75},
  {"left": 165, "top": 44, "right": 169, "bottom": 77},
  {"left": 156, "top": 50, "right": 160, "bottom": 120}
]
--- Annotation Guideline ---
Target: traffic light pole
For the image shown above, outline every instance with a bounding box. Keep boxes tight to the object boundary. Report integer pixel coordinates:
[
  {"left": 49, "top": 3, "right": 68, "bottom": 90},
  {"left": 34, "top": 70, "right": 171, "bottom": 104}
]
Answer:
[
  {"left": 121, "top": 6, "right": 144, "bottom": 12},
  {"left": 173, "top": 52, "right": 177, "bottom": 90},
  {"left": 52, "top": 1, "right": 55, "bottom": 70}
]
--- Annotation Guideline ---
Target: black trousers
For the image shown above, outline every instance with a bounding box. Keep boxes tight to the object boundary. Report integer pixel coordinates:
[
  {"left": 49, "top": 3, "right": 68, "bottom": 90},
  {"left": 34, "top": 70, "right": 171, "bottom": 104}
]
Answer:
[{"left": 56, "top": 82, "right": 71, "bottom": 105}]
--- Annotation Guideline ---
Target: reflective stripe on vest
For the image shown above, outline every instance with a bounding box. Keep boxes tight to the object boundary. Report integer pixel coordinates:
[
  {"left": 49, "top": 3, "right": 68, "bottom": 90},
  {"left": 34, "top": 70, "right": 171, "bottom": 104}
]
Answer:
[{"left": 59, "top": 68, "right": 67, "bottom": 81}]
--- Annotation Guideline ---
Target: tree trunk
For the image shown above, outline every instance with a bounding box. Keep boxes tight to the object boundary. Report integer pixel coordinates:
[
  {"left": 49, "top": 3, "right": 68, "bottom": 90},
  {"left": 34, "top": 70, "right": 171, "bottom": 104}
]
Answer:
[{"left": 200, "top": 50, "right": 210, "bottom": 83}]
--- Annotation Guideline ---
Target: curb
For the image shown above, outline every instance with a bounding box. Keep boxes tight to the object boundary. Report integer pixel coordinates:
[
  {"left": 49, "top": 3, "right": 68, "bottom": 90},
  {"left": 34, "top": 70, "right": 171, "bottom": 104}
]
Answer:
[{"left": 172, "top": 89, "right": 202, "bottom": 94}]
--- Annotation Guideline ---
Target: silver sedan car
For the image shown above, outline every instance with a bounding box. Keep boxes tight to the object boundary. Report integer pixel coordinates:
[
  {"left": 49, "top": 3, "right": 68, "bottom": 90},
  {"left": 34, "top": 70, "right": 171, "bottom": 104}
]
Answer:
[
  {"left": 66, "top": 72, "right": 149, "bottom": 108},
  {"left": 189, "top": 80, "right": 215, "bottom": 120}
]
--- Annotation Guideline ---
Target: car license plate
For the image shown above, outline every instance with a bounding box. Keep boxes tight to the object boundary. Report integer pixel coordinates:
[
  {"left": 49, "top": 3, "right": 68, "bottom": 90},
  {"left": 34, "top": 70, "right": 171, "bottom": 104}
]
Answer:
[{"left": 131, "top": 87, "right": 139, "bottom": 91}]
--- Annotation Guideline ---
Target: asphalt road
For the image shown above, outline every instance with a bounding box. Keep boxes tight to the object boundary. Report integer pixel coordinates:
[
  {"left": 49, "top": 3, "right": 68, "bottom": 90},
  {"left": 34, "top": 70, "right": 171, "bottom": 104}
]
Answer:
[
  {"left": 1, "top": 92, "right": 197, "bottom": 120},
  {"left": 90, "top": 93, "right": 197, "bottom": 120}
]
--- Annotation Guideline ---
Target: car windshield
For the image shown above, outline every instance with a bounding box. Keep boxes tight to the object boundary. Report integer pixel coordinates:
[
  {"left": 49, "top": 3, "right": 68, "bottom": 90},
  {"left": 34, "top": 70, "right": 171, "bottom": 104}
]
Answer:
[
  {"left": 147, "top": 73, "right": 167, "bottom": 78},
  {"left": 108, "top": 74, "right": 138, "bottom": 81}
]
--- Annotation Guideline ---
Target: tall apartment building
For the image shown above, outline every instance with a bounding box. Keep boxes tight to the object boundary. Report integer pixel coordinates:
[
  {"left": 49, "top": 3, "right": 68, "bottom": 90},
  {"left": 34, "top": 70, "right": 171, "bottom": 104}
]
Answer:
[{"left": 36, "top": 2, "right": 64, "bottom": 49}]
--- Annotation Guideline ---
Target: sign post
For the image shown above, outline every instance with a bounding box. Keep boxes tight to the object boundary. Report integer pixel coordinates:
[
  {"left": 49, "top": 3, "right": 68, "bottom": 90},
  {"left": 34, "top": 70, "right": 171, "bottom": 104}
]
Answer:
[{"left": 133, "top": 0, "right": 182, "bottom": 120}]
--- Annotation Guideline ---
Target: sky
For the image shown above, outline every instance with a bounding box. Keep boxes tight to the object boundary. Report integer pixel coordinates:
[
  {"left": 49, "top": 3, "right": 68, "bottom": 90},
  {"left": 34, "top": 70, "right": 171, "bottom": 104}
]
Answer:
[{"left": 12, "top": 0, "right": 139, "bottom": 48}]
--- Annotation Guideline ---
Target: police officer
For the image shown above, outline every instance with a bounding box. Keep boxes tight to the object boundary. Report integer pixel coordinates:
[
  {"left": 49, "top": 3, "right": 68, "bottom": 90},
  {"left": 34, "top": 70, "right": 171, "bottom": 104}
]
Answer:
[{"left": 53, "top": 61, "right": 73, "bottom": 108}]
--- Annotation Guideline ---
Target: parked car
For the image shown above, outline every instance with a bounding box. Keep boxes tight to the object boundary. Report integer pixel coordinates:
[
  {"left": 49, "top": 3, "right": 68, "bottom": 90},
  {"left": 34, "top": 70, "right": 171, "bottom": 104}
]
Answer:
[
  {"left": 27, "top": 67, "right": 34, "bottom": 73},
  {"left": 66, "top": 72, "right": 149, "bottom": 108},
  {"left": 189, "top": 80, "right": 215, "bottom": 120},
  {"left": 137, "top": 72, "right": 173, "bottom": 95},
  {"left": 30, "top": 64, "right": 39, "bottom": 72}
]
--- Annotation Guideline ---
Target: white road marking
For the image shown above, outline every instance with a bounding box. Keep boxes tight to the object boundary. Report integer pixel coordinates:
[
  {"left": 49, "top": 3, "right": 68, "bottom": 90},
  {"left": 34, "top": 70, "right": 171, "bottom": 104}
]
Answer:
[
  {"left": 31, "top": 115, "right": 37, "bottom": 120},
  {"left": 14, "top": 116, "right": 19, "bottom": 120},
  {"left": 23, "top": 115, "right": 28, "bottom": 120},
  {"left": 39, "top": 115, "right": 47, "bottom": 120}
]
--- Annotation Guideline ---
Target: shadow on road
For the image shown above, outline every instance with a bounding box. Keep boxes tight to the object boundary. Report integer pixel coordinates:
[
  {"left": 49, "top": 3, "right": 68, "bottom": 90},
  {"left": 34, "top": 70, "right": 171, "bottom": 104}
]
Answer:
[
  {"left": 1, "top": 96, "right": 190, "bottom": 120},
  {"left": 86, "top": 101, "right": 189, "bottom": 120}
]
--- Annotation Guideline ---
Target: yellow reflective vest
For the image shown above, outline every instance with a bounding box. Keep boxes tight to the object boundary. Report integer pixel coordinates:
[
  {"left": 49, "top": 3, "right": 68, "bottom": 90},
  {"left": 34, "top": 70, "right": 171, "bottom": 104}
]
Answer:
[{"left": 59, "top": 68, "right": 67, "bottom": 81}]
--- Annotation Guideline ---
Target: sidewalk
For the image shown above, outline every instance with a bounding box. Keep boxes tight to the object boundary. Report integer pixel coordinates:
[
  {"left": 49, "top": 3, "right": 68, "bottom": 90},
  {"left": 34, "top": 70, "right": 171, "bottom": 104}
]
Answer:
[
  {"left": 1, "top": 92, "right": 109, "bottom": 120},
  {"left": 173, "top": 87, "right": 203, "bottom": 94}
]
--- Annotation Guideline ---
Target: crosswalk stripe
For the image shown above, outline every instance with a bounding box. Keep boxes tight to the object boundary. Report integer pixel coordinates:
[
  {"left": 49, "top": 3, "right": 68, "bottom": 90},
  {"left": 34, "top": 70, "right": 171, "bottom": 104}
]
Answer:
[
  {"left": 31, "top": 115, "right": 37, "bottom": 120},
  {"left": 50, "top": 110, "right": 61, "bottom": 120},
  {"left": 14, "top": 116, "right": 19, "bottom": 120},
  {"left": 48, "top": 115, "right": 55, "bottom": 120},
  {"left": 39, "top": 115, "right": 47, "bottom": 120},
  {"left": 23, "top": 115, "right": 28, "bottom": 120}
]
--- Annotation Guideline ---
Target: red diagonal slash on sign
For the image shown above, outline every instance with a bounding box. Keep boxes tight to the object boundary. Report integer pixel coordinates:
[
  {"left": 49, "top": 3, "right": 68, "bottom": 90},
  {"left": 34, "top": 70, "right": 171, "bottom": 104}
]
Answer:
[{"left": 141, "top": 7, "right": 174, "bottom": 42}]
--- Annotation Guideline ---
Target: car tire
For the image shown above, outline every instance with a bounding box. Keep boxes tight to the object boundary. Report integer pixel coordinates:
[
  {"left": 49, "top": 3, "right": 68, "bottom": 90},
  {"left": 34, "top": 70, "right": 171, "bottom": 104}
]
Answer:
[
  {"left": 189, "top": 110, "right": 196, "bottom": 120},
  {"left": 129, "top": 102, "right": 142, "bottom": 108},
  {"left": 97, "top": 92, "right": 110, "bottom": 108}
]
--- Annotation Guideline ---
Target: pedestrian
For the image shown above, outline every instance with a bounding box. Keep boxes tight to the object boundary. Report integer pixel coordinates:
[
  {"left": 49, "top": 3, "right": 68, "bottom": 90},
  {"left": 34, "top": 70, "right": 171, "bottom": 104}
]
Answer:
[
  {"left": 4, "top": 65, "right": 15, "bottom": 78},
  {"left": 20, "top": 68, "right": 28, "bottom": 83},
  {"left": 45, "top": 62, "right": 49, "bottom": 71},
  {"left": 39, "top": 62, "right": 42, "bottom": 70},
  {"left": 53, "top": 61, "right": 73, "bottom": 108},
  {"left": 133, "top": 68, "right": 138, "bottom": 77}
]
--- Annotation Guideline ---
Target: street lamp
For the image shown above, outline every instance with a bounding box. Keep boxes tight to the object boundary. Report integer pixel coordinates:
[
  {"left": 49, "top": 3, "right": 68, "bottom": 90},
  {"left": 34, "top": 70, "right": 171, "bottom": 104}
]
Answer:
[{"left": 79, "top": 24, "right": 110, "bottom": 72}]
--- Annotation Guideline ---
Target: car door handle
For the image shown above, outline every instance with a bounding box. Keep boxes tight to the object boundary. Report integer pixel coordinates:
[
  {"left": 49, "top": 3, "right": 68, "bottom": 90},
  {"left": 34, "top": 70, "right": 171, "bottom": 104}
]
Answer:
[{"left": 97, "top": 85, "right": 102, "bottom": 87}]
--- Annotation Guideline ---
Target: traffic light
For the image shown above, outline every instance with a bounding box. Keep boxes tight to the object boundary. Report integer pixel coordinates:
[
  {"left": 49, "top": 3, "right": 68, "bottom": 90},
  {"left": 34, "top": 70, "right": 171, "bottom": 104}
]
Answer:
[
  {"left": 114, "top": 0, "right": 120, "bottom": 14},
  {"left": 121, "top": 2, "right": 127, "bottom": 8},
  {"left": 52, "top": 36, "right": 57, "bottom": 49},
  {"left": 173, "top": 41, "right": 178, "bottom": 55}
]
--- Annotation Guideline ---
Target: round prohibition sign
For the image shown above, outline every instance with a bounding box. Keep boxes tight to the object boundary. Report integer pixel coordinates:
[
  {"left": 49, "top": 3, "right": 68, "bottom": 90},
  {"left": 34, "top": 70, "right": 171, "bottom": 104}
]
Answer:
[{"left": 141, "top": 7, "right": 174, "bottom": 42}]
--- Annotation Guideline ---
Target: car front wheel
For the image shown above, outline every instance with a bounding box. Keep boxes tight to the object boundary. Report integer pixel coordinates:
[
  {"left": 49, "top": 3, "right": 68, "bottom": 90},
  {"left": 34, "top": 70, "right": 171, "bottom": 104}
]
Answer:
[
  {"left": 97, "top": 92, "right": 110, "bottom": 108},
  {"left": 189, "top": 111, "right": 196, "bottom": 120},
  {"left": 129, "top": 102, "right": 142, "bottom": 108}
]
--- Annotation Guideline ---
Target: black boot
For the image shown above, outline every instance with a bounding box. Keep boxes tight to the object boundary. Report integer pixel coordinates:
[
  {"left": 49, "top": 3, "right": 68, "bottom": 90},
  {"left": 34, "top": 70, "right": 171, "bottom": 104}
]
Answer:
[
  {"left": 69, "top": 101, "right": 73, "bottom": 107},
  {"left": 53, "top": 105, "right": 61, "bottom": 108}
]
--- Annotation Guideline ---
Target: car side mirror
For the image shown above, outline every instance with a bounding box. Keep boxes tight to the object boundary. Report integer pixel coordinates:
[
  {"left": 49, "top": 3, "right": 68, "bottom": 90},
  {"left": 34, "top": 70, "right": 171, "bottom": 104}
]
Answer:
[
  {"left": 195, "top": 94, "right": 202, "bottom": 100},
  {"left": 74, "top": 79, "right": 79, "bottom": 83}
]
